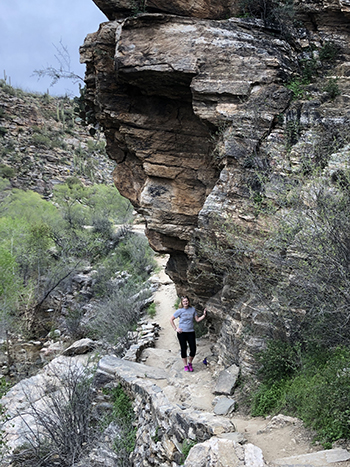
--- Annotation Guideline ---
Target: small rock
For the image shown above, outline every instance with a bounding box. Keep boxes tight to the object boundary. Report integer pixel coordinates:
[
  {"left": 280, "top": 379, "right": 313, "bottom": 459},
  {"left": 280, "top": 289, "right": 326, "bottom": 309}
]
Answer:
[
  {"left": 214, "top": 364, "right": 240, "bottom": 395},
  {"left": 213, "top": 397, "right": 236, "bottom": 415},
  {"left": 62, "top": 338, "right": 95, "bottom": 356}
]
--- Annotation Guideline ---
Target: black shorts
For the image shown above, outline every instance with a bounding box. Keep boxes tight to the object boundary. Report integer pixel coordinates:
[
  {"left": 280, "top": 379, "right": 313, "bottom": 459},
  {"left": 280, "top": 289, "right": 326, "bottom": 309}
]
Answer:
[{"left": 177, "top": 331, "right": 196, "bottom": 359}]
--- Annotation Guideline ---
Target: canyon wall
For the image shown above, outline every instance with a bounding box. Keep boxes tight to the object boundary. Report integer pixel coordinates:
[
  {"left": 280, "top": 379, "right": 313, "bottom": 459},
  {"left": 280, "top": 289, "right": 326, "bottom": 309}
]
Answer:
[{"left": 81, "top": 0, "right": 350, "bottom": 374}]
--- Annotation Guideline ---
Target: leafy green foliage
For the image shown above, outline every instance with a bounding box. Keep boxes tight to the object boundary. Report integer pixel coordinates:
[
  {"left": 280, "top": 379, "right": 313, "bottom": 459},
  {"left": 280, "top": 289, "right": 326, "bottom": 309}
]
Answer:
[
  {"left": 323, "top": 78, "right": 340, "bottom": 99},
  {"left": 53, "top": 180, "right": 133, "bottom": 229},
  {"left": 256, "top": 340, "right": 302, "bottom": 383},
  {"left": 0, "top": 179, "right": 142, "bottom": 337},
  {"left": 103, "top": 384, "right": 137, "bottom": 462},
  {"left": 286, "top": 78, "right": 305, "bottom": 99},
  {"left": 0, "top": 165, "right": 14, "bottom": 179},
  {"left": 147, "top": 302, "right": 156, "bottom": 318},
  {"left": 252, "top": 344, "right": 350, "bottom": 447},
  {"left": 319, "top": 42, "right": 341, "bottom": 63},
  {"left": 0, "top": 127, "right": 8, "bottom": 137},
  {"left": 237, "top": 0, "right": 294, "bottom": 25},
  {"left": 180, "top": 439, "right": 197, "bottom": 464}
]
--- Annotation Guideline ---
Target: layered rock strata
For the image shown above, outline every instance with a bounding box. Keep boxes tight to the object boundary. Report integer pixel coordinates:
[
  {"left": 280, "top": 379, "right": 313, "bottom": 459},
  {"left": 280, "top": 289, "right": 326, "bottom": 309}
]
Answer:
[{"left": 81, "top": 0, "right": 350, "bottom": 373}]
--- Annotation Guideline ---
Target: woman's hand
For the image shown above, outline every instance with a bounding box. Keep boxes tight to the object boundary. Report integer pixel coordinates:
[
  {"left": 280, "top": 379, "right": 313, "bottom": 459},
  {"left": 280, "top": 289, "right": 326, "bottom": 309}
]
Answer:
[
  {"left": 195, "top": 308, "right": 207, "bottom": 323},
  {"left": 176, "top": 327, "right": 183, "bottom": 333}
]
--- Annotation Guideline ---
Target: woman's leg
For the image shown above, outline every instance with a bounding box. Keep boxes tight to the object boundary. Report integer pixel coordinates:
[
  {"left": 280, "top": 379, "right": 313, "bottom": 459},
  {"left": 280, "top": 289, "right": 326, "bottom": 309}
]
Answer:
[
  {"left": 177, "top": 333, "right": 188, "bottom": 365},
  {"left": 187, "top": 332, "right": 196, "bottom": 364}
]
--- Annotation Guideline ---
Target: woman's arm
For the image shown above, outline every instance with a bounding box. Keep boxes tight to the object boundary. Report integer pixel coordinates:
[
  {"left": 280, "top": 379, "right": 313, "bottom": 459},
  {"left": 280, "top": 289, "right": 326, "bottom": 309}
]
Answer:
[
  {"left": 170, "top": 315, "right": 182, "bottom": 333},
  {"left": 195, "top": 308, "right": 207, "bottom": 323}
]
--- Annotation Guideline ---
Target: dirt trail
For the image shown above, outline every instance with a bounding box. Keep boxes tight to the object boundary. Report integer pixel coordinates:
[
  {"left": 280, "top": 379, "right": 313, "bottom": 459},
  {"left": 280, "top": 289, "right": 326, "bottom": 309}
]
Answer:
[{"left": 142, "top": 254, "right": 350, "bottom": 466}]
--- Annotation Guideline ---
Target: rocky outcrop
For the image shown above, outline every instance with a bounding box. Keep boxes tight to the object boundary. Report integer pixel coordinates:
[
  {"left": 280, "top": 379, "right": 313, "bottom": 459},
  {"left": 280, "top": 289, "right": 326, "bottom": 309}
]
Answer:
[
  {"left": 80, "top": 13, "right": 294, "bottom": 251},
  {"left": 81, "top": 0, "right": 350, "bottom": 374}
]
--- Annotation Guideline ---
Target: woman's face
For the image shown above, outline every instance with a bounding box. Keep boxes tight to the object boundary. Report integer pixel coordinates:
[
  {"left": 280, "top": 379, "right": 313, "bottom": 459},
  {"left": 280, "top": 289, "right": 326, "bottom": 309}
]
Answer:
[{"left": 182, "top": 297, "right": 189, "bottom": 308}]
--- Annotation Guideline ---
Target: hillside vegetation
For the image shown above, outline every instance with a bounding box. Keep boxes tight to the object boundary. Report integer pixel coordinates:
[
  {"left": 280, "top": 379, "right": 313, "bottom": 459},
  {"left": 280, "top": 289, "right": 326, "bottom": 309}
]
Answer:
[{"left": 0, "top": 81, "right": 156, "bottom": 374}]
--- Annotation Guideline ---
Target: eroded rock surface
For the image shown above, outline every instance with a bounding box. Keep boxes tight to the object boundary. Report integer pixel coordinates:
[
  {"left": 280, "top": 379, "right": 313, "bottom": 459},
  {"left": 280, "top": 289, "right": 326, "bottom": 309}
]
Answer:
[{"left": 81, "top": 0, "right": 350, "bottom": 374}]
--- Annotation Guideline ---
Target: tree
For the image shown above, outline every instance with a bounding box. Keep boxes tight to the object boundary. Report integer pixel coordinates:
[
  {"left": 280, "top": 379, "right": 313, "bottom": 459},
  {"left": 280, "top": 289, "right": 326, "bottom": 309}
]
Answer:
[{"left": 32, "top": 40, "right": 84, "bottom": 89}]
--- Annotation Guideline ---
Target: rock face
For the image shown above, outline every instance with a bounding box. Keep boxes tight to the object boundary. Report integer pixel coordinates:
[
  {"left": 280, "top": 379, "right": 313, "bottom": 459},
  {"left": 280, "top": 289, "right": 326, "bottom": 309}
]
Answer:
[
  {"left": 81, "top": 13, "right": 293, "bottom": 251},
  {"left": 92, "top": 0, "right": 238, "bottom": 20},
  {"left": 81, "top": 1, "right": 350, "bottom": 373}
]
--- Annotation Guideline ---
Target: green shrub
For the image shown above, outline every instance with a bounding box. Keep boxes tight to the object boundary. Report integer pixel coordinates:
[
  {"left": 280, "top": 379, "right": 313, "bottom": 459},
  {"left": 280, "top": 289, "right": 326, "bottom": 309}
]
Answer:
[
  {"left": 147, "top": 302, "right": 156, "bottom": 318},
  {"left": 251, "top": 342, "right": 350, "bottom": 447},
  {"left": 286, "top": 79, "right": 305, "bottom": 99},
  {"left": 300, "top": 58, "right": 319, "bottom": 83},
  {"left": 103, "top": 384, "right": 137, "bottom": 461},
  {"left": 180, "top": 439, "right": 197, "bottom": 464},
  {"left": 251, "top": 379, "right": 288, "bottom": 416},
  {"left": 0, "top": 165, "right": 15, "bottom": 179},
  {"left": 319, "top": 42, "right": 341, "bottom": 63},
  {"left": 0, "top": 81, "right": 16, "bottom": 96},
  {"left": 323, "top": 78, "right": 340, "bottom": 99},
  {"left": 30, "top": 133, "right": 51, "bottom": 148},
  {"left": 256, "top": 340, "right": 302, "bottom": 383},
  {"left": 237, "top": 0, "right": 294, "bottom": 25}
]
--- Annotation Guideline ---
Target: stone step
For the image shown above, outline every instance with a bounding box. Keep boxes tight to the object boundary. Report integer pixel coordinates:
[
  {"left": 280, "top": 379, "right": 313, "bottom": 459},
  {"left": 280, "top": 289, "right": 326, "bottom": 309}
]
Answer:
[
  {"left": 97, "top": 354, "right": 169, "bottom": 381},
  {"left": 271, "top": 448, "right": 350, "bottom": 467}
]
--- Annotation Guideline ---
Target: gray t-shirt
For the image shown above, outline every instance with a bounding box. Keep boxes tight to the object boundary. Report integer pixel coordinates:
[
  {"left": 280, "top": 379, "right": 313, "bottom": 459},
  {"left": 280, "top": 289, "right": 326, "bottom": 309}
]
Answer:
[{"left": 173, "top": 306, "right": 197, "bottom": 332}]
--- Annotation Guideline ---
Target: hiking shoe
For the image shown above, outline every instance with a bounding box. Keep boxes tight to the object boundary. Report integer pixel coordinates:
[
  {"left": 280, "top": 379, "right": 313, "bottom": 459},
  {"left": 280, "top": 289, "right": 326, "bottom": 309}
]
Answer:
[
  {"left": 184, "top": 365, "right": 189, "bottom": 372},
  {"left": 188, "top": 363, "right": 193, "bottom": 372}
]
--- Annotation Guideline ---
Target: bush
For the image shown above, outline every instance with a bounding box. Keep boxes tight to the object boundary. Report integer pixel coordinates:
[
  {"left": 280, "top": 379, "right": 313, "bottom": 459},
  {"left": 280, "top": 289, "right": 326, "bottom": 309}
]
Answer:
[
  {"left": 11, "top": 362, "right": 96, "bottom": 467},
  {"left": 256, "top": 340, "right": 302, "bottom": 383},
  {"left": 89, "top": 280, "right": 152, "bottom": 345},
  {"left": 251, "top": 379, "right": 288, "bottom": 416},
  {"left": 0, "top": 165, "right": 15, "bottom": 179},
  {"left": 147, "top": 302, "right": 156, "bottom": 318},
  {"left": 252, "top": 344, "right": 350, "bottom": 447},
  {"left": 238, "top": 0, "right": 294, "bottom": 25},
  {"left": 323, "top": 78, "right": 340, "bottom": 99},
  {"left": 319, "top": 42, "right": 341, "bottom": 63},
  {"left": 180, "top": 439, "right": 197, "bottom": 464},
  {"left": 103, "top": 384, "right": 136, "bottom": 464},
  {"left": 30, "top": 132, "right": 52, "bottom": 148}
]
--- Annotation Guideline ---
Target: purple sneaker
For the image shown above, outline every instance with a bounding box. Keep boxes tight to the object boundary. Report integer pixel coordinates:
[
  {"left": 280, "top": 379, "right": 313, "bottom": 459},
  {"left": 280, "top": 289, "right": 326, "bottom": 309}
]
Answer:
[
  {"left": 184, "top": 365, "right": 189, "bottom": 372},
  {"left": 188, "top": 363, "right": 193, "bottom": 372}
]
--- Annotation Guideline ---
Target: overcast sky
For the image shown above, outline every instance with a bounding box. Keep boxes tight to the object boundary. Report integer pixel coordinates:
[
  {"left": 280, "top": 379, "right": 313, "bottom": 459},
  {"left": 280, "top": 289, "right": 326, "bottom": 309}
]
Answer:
[{"left": 0, "top": 0, "right": 107, "bottom": 96}]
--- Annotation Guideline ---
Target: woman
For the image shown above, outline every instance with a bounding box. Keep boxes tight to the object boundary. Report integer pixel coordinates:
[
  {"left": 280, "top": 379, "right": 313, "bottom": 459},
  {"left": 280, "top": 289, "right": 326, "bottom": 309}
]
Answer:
[{"left": 170, "top": 296, "right": 206, "bottom": 372}]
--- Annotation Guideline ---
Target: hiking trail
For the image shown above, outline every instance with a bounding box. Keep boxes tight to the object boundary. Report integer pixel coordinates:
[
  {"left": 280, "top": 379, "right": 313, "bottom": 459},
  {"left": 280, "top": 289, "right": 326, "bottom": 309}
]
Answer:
[{"left": 140, "top": 254, "right": 350, "bottom": 466}]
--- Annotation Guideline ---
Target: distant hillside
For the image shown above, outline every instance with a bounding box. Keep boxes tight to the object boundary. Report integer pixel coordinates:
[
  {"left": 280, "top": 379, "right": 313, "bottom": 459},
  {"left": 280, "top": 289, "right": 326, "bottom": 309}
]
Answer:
[{"left": 0, "top": 79, "right": 115, "bottom": 196}]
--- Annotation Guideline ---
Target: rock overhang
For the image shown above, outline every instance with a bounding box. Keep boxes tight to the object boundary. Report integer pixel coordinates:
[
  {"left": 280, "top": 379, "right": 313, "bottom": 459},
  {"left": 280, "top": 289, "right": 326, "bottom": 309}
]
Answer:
[{"left": 80, "top": 12, "right": 296, "bottom": 256}]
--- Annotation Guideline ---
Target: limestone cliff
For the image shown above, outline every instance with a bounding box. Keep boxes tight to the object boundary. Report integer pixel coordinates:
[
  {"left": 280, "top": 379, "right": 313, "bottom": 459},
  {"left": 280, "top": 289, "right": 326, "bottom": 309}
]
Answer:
[{"left": 81, "top": 0, "right": 350, "bottom": 374}]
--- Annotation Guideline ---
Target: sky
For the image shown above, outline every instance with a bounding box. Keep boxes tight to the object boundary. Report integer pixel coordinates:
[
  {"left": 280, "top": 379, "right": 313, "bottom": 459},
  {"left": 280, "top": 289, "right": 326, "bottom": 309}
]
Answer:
[{"left": 0, "top": 0, "right": 107, "bottom": 97}]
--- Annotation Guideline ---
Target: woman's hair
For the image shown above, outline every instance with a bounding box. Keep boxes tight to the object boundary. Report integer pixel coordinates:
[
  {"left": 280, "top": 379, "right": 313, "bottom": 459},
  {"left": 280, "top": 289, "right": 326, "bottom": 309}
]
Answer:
[{"left": 180, "top": 296, "right": 191, "bottom": 307}]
